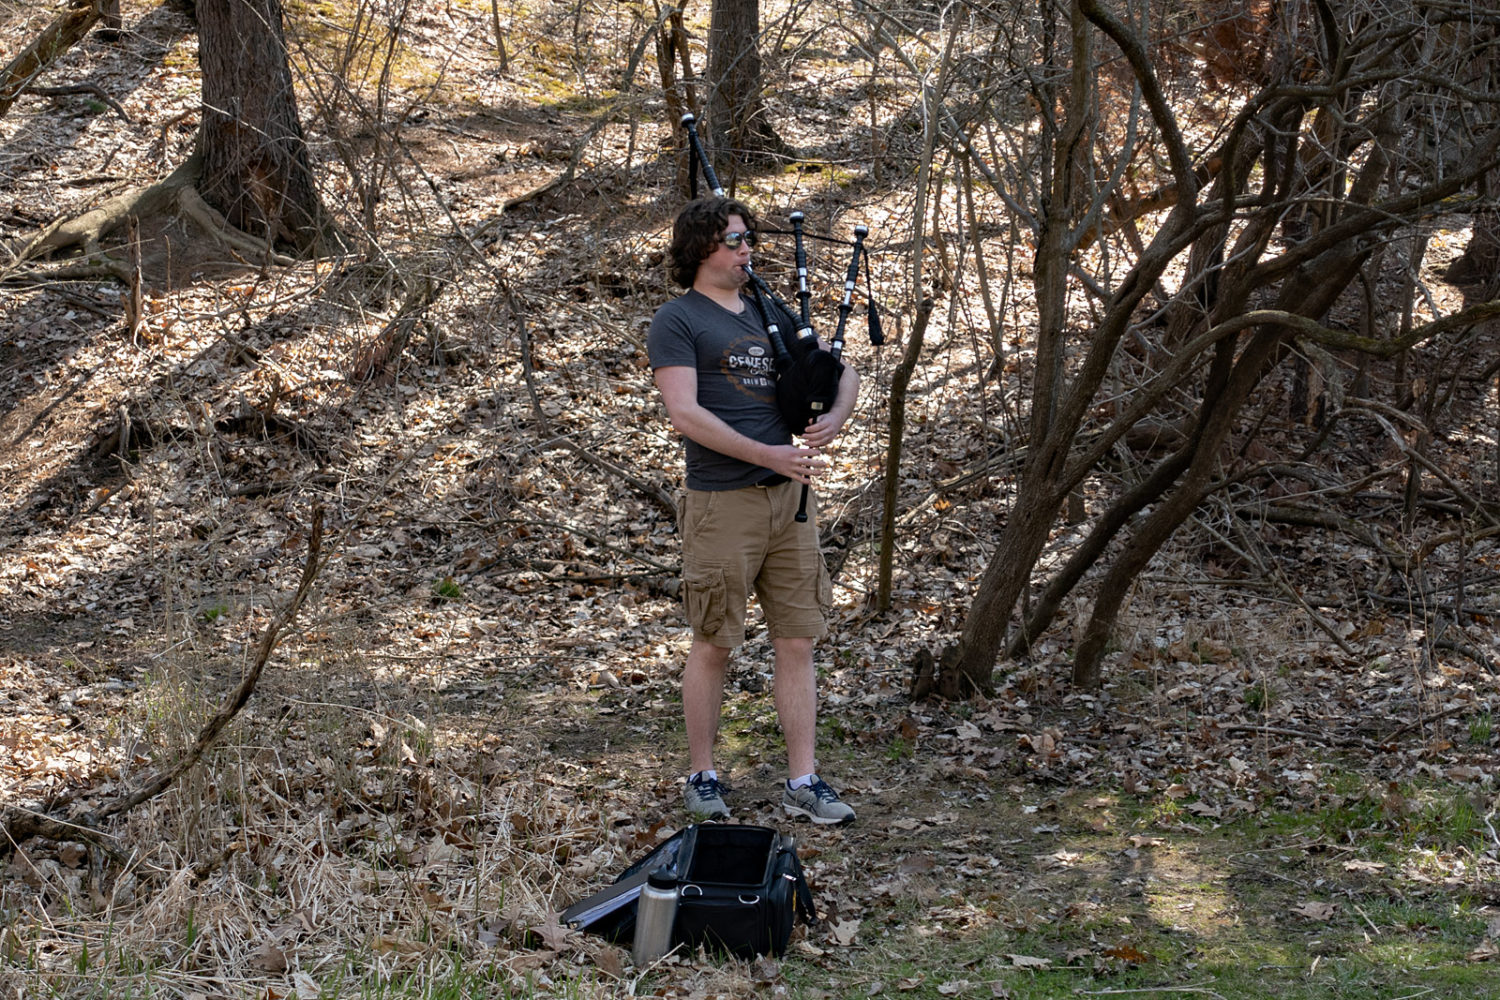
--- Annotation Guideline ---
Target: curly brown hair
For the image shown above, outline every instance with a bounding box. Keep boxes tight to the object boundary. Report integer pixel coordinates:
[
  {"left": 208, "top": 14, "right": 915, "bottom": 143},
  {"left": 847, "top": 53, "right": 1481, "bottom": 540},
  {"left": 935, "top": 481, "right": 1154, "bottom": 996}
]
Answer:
[{"left": 668, "top": 196, "right": 758, "bottom": 289}]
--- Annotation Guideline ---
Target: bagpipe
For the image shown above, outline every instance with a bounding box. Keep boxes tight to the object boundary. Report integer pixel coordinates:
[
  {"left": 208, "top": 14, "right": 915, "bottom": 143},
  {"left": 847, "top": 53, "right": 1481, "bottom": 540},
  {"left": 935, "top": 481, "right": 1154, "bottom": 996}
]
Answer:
[{"left": 680, "top": 114, "right": 884, "bottom": 522}]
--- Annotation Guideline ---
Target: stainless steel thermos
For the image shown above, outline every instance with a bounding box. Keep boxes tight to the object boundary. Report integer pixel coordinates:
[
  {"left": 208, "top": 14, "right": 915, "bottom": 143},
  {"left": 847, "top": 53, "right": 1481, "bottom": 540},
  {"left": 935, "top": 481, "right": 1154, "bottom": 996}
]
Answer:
[{"left": 631, "top": 866, "right": 678, "bottom": 965}]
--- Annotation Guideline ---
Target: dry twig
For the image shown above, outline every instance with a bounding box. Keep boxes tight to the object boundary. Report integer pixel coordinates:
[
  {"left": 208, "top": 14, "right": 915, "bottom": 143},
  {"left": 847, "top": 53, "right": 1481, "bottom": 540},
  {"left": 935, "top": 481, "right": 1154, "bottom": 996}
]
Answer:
[{"left": 0, "top": 508, "right": 327, "bottom": 857}]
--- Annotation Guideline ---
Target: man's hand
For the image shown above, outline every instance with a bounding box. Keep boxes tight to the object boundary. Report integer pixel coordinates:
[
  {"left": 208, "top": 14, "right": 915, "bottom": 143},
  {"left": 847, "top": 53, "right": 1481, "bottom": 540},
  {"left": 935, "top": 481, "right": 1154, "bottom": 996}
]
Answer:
[
  {"left": 764, "top": 443, "right": 829, "bottom": 485},
  {"left": 799, "top": 359, "right": 859, "bottom": 450},
  {"left": 800, "top": 412, "right": 846, "bottom": 449}
]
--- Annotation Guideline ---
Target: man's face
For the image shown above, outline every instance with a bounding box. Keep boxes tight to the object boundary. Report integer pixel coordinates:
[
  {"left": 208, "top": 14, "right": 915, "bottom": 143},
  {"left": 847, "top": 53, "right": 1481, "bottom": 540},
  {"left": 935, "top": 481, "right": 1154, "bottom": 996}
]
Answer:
[{"left": 697, "top": 213, "right": 753, "bottom": 290}]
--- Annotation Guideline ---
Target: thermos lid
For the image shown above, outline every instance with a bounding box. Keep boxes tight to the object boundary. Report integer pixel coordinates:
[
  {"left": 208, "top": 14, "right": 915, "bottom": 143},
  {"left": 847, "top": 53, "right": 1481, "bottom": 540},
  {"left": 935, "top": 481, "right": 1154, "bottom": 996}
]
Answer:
[{"left": 646, "top": 866, "right": 677, "bottom": 889}]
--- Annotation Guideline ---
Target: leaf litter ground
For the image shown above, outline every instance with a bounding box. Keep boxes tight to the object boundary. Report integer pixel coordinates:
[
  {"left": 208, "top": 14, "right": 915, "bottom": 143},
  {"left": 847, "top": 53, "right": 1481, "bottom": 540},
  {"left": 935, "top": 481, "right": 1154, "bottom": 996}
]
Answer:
[{"left": 1, "top": 1, "right": 1498, "bottom": 998}]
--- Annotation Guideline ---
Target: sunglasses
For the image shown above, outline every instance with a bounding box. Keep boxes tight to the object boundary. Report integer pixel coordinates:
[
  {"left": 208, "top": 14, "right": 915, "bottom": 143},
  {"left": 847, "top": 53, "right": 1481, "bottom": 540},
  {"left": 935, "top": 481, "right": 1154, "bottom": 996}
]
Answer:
[{"left": 719, "top": 230, "right": 758, "bottom": 249}]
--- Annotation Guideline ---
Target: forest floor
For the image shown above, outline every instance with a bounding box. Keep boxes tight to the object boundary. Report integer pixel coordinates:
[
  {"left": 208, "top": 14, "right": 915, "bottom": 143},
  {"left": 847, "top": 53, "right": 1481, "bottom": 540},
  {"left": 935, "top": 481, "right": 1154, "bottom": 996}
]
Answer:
[{"left": 2, "top": 1, "right": 1498, "bottom": 999}]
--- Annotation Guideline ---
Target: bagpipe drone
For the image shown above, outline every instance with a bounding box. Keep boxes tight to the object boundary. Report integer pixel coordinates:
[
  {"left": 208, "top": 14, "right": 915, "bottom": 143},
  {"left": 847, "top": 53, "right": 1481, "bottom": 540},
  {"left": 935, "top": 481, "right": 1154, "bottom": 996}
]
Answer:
[{"left": 680, "top": 113, "right": 884, "bottom": 522}]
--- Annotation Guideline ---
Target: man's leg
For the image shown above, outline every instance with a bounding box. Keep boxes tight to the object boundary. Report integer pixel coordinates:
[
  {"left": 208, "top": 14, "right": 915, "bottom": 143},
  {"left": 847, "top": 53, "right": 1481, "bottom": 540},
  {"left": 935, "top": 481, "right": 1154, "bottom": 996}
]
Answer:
[
  {"left": 684, "top": 638, "right": 732, "bottom": 774},
  {"left": 774, "top": 633, "right": 855, "bottom": 824},
  {"left": 773, "top": 635, "right": 818, "bottom": 780}
]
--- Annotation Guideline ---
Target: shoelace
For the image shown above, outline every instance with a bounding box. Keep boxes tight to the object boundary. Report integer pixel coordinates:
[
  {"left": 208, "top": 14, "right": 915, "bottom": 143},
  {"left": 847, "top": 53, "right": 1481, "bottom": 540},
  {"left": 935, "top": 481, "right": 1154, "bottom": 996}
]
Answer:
[
  {"left": 806, "top": 780, "right": 838, "bottom": 801},
  {"left": 690, "top": 776, "right": 730, "bottom": 798}
]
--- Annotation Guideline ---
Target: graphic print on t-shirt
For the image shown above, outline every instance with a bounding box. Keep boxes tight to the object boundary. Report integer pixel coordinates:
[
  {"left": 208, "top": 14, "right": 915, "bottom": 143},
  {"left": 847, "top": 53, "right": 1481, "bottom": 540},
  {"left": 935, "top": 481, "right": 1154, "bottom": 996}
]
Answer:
[{"left": 723, "top": 335, "right": 777, "bottom": 402}]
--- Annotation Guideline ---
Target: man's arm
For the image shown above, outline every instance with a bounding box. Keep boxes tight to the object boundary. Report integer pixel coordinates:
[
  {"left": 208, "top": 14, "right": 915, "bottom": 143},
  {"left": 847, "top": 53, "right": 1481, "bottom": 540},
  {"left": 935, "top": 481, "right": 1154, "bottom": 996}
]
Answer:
[
  {"left": 800, "top": 360, "right": 859, "bottom": 449},
  {"left": 654, "top": 366, "right": 829, "bottom": 485}
]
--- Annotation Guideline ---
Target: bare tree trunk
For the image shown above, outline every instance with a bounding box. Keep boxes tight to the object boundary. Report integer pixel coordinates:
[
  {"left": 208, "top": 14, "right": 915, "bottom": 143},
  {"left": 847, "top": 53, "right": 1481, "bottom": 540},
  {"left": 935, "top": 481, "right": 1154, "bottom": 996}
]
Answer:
[
  {"left": 1031, "top": 0, "right": 1091, "bottom": 446},
  {"left": 877, "top": 298, "right": 935, "bottom": 612},
  {"left": 197, "top": 0, "right": 336, "bottom": 255},
  {"left": 935, "top": 476, "right": 1069, "bottom": 696},
  {"left": 924, "top": 0, "right": 1097, "bottom": 698},
  {"left": 489, "top": 0, "right": 509, "bottom": 72},
  {"left": 100, "top": 0, "right": 122, "bottom": 37},
  {"left": 1010, "top": 445, "right": 1195, "bottom": 658},
  {"left": 706, "top": 0, "right": 789, "bottom": 168},
  {"left": 656, "top": 7, "right": 698, "bottom": 196},
  {"left": 905, "top": 0, "right": 1500, "bottom": 699}
]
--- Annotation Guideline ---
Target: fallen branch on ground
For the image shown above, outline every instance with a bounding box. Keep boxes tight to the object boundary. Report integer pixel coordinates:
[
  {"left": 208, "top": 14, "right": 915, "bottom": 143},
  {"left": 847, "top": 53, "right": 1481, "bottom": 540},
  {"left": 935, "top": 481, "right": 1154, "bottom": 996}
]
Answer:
[
  {"left": 0, "top": 508, "right": 326, "bottom": 859},
  {"left": 1219, "top": 724, "right": 1379, "bottom": 750},
  {"left": 0, "top": 0, "right": 105, "bottom": 120},
  {"left": 30, "top": 82, "right": 129, "bottom": 120}
]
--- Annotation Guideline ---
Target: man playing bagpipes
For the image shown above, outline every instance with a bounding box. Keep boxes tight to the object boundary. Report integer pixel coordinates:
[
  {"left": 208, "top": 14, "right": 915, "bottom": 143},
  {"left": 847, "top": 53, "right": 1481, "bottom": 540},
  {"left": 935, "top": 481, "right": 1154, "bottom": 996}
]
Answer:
[{"left": 648, "top": 195, "right": 860, "bottom": 825}]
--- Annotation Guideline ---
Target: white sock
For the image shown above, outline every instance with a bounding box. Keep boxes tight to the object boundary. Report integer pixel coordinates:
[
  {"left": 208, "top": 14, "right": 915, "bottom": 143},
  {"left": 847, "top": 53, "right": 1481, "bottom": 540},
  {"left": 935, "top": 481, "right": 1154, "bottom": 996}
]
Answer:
[
  {"left": 689, "top": 769, "right": 719, "bottom": 784},
  {"left": 787, "top": 772, "right": 817, "bottom": 790}
]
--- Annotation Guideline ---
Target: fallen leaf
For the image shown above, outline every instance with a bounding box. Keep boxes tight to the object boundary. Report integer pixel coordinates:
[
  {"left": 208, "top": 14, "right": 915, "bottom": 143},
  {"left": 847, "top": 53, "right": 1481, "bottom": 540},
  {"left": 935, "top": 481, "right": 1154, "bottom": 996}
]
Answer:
[
  {"left": 1104, "top": 943, "right": 1149, "bottom": 963},
  {"left": 1020, "top": 731, "right": 1056, "bottom": 756},
  {"left": 1008, "top": 954, "right": 1051, "bottom": 968},
  {"left": 373, "top": 935, "right": 425, "bottom": 955},
  {"left": 589, "top": 941, "right": 625, "bottom": 977},
  {"left": 751, "top": 956, "right": 781, "bottom": 981},
  {"left": 529, "top": 914, "right": 578, "bottom": 951},
  {"left": 831, "top": 919, "right": 860, "bottom": 946},
  {"left": 247, "top": 941, "right": 288, "bottom": 973},
  {"left": 1167, "top": 639, "right": 1200, "bottom": 663},
  {"left": 293, "top": 971, "right": 319, "bottom": 1000},
  {"left": 898, "top": 854, "right": 936, "bottom": 875},
  {"left": 1291, "top": 901, "right": 1337, "bottom": 921}
]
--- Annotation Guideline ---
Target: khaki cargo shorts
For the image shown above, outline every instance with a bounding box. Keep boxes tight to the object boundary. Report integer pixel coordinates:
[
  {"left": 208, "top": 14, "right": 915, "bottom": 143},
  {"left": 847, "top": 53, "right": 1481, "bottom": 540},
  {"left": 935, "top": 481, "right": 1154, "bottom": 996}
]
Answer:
[{"left": 677, "top": 479, "right": 832, "bottom": 647}]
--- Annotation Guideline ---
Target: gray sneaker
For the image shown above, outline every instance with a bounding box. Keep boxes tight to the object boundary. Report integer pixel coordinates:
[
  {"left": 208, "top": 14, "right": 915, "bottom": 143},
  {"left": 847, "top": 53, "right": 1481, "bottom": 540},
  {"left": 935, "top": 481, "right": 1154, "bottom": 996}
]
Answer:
[
  {"left": 782, "top": 776, "right": 855, "bottom": 826},
  {"left": 684, "top": 774, "right": 731, "bottom": 819}
]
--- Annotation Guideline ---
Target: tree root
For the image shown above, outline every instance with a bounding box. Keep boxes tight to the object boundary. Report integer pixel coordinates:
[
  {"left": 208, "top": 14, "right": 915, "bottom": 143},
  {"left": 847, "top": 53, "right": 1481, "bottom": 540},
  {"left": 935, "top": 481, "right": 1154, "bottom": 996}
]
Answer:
[
  {"left": 3, "top": 148, "right": 302, "bottom": 284},
  {"left": 11, "top": 150, "right": 202, "bottom": 265},
  {"left": 909, "top": 644, "right": 991, "bottom": 701},
  {"left": 176, "top": 184, "right": 297, "bottom": 267}
]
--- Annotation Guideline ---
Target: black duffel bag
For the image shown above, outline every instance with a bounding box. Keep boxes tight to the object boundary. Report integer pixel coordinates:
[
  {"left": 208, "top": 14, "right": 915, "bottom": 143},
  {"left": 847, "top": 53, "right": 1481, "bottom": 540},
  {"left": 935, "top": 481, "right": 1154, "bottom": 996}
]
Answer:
[{"left": 560, "top": 823, "right": 817, "bottom": 959}]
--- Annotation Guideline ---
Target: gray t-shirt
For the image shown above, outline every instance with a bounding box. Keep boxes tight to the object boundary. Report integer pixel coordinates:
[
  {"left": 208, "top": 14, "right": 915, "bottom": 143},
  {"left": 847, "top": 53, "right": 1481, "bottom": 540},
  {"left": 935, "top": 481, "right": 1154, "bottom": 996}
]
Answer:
[{"left": 647, "top": 289, "right": 790, "bottom": 490}]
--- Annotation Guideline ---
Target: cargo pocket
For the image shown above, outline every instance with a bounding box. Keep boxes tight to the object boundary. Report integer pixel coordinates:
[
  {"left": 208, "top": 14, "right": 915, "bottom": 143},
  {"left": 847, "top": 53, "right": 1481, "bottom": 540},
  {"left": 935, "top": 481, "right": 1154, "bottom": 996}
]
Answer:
[
  {"left": 683, "top": 565, "right": 728, "bottom": 637},
  {"left": 816, "top": 558, "right": 833, "bottom": 617}
]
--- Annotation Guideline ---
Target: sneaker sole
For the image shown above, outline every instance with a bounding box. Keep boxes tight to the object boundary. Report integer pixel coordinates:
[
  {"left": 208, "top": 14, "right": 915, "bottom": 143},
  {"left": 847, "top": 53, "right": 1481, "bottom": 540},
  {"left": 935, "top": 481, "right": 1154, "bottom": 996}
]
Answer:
[
  {"left": 687, "top": 808, "right": 731, "bottom": 820},
  {"left": 783, "top": 802, "right": 855, "bottom": 826}
]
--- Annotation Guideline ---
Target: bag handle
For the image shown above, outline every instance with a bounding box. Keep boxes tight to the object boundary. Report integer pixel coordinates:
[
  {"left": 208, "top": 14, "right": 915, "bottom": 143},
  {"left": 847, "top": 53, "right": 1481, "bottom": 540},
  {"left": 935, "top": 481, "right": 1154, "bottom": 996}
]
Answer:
[{"left": 781, "top": 846, "right": 818, "bottom": 926}]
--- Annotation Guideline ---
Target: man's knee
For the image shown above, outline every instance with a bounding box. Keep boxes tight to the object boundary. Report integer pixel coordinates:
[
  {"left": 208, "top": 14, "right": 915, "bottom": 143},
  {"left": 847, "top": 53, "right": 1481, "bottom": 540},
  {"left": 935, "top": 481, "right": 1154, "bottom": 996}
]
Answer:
[
  {"left": 771, "top": 635, "right": 817, "bottom": 666},
  {"left": 689, "top": 639, "right": 734, "bottom": 668}
]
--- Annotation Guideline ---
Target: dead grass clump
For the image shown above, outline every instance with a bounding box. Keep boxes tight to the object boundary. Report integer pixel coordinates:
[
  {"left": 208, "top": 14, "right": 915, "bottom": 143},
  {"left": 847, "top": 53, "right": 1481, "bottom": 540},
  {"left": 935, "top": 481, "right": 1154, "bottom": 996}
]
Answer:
[{"left": 2, "top": 702, "right": 636, "bottom": 998}]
